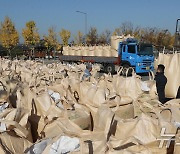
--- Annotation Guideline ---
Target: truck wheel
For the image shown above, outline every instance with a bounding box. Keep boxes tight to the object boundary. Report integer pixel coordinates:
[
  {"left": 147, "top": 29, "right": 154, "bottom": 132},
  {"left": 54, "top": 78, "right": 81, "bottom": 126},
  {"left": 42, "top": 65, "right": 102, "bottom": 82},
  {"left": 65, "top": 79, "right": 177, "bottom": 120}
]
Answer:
[
  {"left": 105, "top": 64, "right": 115, "bottom": 74},
  {"left": 122, "top": 64, "right": 132, "bottom": 76},
  {"left": 122, "top": 64, "right": 130, "bottom": 69}
]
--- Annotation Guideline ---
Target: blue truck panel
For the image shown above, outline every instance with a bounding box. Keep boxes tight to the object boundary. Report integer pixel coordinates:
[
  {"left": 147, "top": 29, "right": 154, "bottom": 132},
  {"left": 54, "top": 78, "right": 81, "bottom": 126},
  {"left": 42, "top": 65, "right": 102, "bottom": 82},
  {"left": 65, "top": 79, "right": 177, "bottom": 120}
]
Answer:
[{"left": 119, "top": 39, "right": 154, "bottom": 73}]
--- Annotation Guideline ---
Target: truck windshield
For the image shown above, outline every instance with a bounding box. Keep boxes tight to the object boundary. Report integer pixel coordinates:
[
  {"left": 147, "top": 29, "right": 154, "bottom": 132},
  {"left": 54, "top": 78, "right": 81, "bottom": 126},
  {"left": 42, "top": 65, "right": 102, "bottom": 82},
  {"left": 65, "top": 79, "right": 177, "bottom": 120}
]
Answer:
[{"left": 138, "top": 44, "right": 153, "bottom": 55}]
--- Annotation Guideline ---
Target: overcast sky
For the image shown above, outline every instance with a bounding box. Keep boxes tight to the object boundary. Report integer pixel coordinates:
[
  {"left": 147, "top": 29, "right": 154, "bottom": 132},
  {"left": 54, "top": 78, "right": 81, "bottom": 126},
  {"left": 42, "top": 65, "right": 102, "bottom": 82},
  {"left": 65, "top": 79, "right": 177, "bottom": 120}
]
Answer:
[{"left": 0, "top": 0, "right": 179, "bottom": 42}]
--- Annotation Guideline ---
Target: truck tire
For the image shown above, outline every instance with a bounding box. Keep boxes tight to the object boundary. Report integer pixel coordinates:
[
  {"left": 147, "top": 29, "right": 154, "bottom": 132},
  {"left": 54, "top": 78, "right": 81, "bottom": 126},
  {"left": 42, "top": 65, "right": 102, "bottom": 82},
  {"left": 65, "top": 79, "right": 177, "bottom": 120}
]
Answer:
[
  {"left": 105, "top": 64, "right": 115, "bottom": 74},
  {"left": 122, "top": 64, "right": 132, "bottom": 76}
]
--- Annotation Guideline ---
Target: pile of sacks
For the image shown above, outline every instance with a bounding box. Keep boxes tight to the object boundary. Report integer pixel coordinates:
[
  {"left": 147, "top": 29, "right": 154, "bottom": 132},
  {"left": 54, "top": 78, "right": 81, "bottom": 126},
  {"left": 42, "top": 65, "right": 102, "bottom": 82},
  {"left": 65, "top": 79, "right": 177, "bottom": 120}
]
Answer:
[
  {"left": 0, "top": 58, "right": 179, "bottom": 153},
  {"left": 155, "top": 51, "right": 180, "bottom": 98},
  {"left": 63, "top": 46, "right": 118, "bottom": 57},
  {"left": 62, "top": 35, "right": 134, "bottom": 57}
]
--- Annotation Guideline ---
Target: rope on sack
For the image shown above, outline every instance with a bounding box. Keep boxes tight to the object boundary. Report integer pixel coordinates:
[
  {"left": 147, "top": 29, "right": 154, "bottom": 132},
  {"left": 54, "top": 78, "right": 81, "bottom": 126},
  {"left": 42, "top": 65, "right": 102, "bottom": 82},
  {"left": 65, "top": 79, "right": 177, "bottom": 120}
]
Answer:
[
  {"left": 116, "top": 66, "right": 124, "bottom": 76},
  {"left": 0, "top": 80, "right": 7, "bottom": 92},
  {"left": 137, "top": 100, "right": 172, "bottom": 122},
  {"left": 74, "top": 91, "right": 79, "bottom": 102},
  {"left": 163, "top": 46, "right": 166, "bottom": 54},
  {"left": 148, "top": 70, "right": 155, "bottom": 81},
  {"left": 124, "top": 67, "right": 135, "bottom": 77}
]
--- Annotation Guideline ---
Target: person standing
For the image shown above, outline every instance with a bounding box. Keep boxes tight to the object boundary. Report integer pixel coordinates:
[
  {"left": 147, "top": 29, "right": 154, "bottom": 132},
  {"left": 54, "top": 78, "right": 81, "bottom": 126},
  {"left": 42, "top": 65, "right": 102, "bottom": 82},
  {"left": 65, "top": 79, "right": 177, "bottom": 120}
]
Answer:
[
  {"left": 82, "top": 64, "right": 92, "bottom": 81},
  {"left": 155, "top": 64, "right": 167, "bottom": 104}
]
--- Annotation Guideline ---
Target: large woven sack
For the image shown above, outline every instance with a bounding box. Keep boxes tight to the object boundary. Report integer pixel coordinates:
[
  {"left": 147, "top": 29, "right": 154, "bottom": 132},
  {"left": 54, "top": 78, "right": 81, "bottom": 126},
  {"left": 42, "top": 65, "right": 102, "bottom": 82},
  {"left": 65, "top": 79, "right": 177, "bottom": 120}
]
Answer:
[
  {"left": 41, "top": 116, "right": 84, "bottom": 139},
  {"left": 0, "top": 132, "right": 32, "bottom": 154},
  {"left": 140, "top": 71, "right": 158, "bottom": 100},
  {"left": 111, "top": 113, "right": 160, "bottom": 145},
  {"left": 25, "top": 134, "right": 81, "bottom": 154},
  {"left": 112, "top": 67, "right": 124, "bottom": 89},
  {"left": 0, "top": 108, "right": 33, "bottom": 142},
  {"left": 92, "top": 106, "right": 115, "bottom": 137},
  {"left": 48, "top": 84, "right": 66, "bottom": 99},
  {"left": 67, "top": 108, "right": 91, "bottom": 130},
  {"left": 116, "top": 68, "right": 143, "bottom": 100},
  {"left": 154, "top": 58, "right": 158, "bottom": 70},
  {"left": 74, "top": 49, "right": 80, "bottom": 56},
  {"left": 73, "top": 106, "right": 115, "bottom": 153},
  {"left": 174, "top": 130, "right": 180, "bottom": 154},
  {"left": 111, "top": 48, "right": 118, "bottom": 57},
  {"left": 63, "top": 49, "right": 69, "bottom": 55},
  {"left": 108, "top": 112, "right": 176, "bottom": 153},
  {"left": 79, "top": 80, "right": 105, "bottom": 103},
  {"left": 81, "top": 47, "right": 88, "bottom": 56},
  {"left": 165, "top": 53, "right": 180, "bottom": 98},
  {"left": 16, "top": 87, "right": 35, "bottom": 111},
  {"left": 111, "top": 36, "right": 124, "bottom": 50},
  {"left": 85, "top": 84, "right": 108, "bottom": 107},
  {"left": 163, "top": 53, "right": 173, "bottom": 68},
  {"left": 39, "top": 132, "right": 107, "bottom": 154},
  {"left": 107, "top": 143, "right": 167, "bottom": 154},
  {"left": 157, "top": 52, "right": 165, "bottom": 66},
  {"left": 79, "top": 81, "right": 93, "bottom": 104},
  {"left": 103, "top": 48, "right": 111, "bottom": 57},
  {"left": 114, "top": 103, "right": 134, "bottom": 119},
  {"left": 165, "top": 99, "right": 180, "bottom": 124},
  {"left": 94, "top": 48, "right": 103, "bottom": 56},
  {"left": 33, "top": 90, "right": 53, "bottom": 117},
  {"left": 70, "top": 48, "right": 76, "bottom": 56},
  {"left": 88, "top": 48, "right": 95, "bottom": 56}
]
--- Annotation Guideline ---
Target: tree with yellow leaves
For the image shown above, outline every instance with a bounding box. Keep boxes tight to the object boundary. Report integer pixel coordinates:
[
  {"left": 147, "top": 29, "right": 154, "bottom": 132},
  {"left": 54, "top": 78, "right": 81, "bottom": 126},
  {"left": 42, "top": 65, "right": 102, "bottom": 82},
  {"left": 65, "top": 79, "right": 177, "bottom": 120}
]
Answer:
[
  {"left": 22, "top": 21, "right": 40, "bottom": 53},
  {"left": 74, "top": 31, "right": 83, "bottom": 45},
  {"left": 59, "top": 29, "right": 71, "bottom": 46},
  {"left": 0, "top": 16, "right": 19, "bottom": 57},
  {"left": 44, "top": 27, "right": 60, "bottom": 51}
]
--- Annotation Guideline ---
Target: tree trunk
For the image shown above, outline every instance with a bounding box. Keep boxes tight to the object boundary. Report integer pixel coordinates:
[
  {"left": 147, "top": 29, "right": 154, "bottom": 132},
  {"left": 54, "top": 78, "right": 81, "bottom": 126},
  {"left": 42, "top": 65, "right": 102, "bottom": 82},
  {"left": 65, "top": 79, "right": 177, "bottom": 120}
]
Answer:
[{"left": 8, "top": 49, "right": 12, "bottom": 60}]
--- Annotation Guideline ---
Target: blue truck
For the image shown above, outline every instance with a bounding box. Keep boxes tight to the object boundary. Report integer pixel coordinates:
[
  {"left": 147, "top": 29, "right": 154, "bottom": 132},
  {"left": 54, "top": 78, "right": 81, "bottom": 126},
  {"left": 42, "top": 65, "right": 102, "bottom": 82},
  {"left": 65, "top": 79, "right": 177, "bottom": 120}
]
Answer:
[
  {"left": 59, "top": 37, "right": 154, "bottom": 74},
  {"left": 119, "top": 38, "right": 154, "bottom": 73}
]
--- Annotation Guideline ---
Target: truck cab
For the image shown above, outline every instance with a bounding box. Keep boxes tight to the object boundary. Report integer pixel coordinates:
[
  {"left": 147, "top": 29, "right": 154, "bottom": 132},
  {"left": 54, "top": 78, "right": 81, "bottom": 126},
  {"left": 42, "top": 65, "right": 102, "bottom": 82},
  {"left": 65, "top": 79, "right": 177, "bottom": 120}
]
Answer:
[{"left": 118, "top": 38, "right": 154, "bottom": 73}]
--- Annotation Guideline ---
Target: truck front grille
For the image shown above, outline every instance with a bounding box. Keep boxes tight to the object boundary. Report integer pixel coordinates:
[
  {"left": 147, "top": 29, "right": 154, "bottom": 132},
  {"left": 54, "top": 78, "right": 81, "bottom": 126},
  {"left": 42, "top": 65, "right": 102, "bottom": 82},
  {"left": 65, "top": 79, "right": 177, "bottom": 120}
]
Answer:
[{"left": 142, "top": 60, "right": 151, "bottom": 66}]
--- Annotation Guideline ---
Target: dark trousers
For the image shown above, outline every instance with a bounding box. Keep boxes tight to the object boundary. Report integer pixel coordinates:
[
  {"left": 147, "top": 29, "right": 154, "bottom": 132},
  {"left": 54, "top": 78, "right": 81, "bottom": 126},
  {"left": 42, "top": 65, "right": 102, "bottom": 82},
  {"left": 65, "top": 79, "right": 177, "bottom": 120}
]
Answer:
[
  {"left": 177, "top": 87, "right": 180, "bottom": 99},
  {"left": 158, "top": 91, "right": 166, "bottom": 104}
]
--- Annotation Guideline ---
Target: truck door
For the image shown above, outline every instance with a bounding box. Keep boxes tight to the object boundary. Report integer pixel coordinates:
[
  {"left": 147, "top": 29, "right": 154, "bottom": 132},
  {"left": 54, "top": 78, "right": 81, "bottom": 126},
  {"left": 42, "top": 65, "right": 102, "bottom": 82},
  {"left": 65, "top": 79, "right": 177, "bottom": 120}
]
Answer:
[{"left": 122, "top": 44, "right": 137, "bottom": 66}]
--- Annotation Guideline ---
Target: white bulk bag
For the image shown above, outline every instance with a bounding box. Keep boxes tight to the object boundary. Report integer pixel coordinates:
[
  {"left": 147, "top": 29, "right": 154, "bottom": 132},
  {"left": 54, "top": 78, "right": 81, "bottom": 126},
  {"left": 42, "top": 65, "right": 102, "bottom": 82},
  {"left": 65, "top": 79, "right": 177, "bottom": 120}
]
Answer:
[
  {"left": 111, "top": 36, "right": 124, "bottom": 50},
  {"left": 68, "top": 48, "right": 75, "bottom": 56},
  {"left": 111, "top": 48, "right": 118, "bottom": 57},
  {"left": 116, "top": 68, "right": 143, "bottom": 100},
  {"left": 88, "top": 49, "right": 95, "bottom": 56},
  {"left": 95, "top": 48, "right": 103, "bottom": 57},
  {"left": 103, "top": 48, "right": 111, "bottom": 57},
  {"left": 165, "top": 53, "right": 180, "bottom": 98}
]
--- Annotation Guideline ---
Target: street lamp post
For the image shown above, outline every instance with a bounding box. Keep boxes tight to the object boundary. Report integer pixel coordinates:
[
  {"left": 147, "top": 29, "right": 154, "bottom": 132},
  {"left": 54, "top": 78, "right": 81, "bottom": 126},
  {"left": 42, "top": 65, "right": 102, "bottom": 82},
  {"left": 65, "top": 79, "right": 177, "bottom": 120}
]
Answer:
[{"left": 76, "top": 11, "right": 87, "bottom": 37}]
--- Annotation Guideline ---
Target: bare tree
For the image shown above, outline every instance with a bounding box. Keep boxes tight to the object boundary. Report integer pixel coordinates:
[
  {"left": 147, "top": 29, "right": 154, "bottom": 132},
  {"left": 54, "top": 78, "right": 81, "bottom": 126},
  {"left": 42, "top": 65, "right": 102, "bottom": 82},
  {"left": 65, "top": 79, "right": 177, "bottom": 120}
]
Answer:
[
  {"left": 105, "top": 29, "right": 111, "bottom": 44},
  {"left": 120, "top": 21, "right": 134, "bottom": 35},
  {"left": 112, "top": 28, "right": 121, "bottom": 36},
  {"left": 98, "top": 32, "right": 106, "bottom": 45}
]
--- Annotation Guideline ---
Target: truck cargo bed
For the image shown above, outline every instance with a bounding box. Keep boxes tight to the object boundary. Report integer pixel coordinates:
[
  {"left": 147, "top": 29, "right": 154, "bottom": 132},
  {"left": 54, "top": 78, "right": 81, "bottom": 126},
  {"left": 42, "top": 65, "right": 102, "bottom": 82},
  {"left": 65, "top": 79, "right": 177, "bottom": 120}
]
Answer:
[{"left": 59, "top": 55, "right": 119, "bottom": 64}]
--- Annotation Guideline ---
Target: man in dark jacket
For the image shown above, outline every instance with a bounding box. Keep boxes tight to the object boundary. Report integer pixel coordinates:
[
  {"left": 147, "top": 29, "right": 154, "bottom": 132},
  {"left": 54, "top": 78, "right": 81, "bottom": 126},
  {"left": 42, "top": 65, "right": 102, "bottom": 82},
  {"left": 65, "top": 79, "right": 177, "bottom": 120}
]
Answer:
[{"left": 155, "top": 64, "right": 167, "bottom": 104}]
